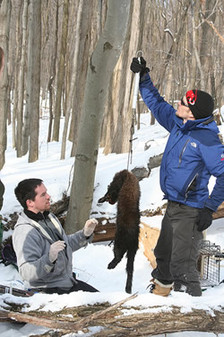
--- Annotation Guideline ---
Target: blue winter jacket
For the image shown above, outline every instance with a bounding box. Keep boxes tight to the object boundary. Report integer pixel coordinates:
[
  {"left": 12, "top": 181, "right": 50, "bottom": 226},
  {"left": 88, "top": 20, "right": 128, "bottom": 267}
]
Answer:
[{"left": 140, "top": 73, "right": 224, "bottom": 211}]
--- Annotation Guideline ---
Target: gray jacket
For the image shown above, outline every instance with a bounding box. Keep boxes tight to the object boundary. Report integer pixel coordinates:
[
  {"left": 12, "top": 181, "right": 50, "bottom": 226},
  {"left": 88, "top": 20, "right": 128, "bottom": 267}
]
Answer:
[{"left": 12, "top": 211, "right": 92, "bottom": 289}]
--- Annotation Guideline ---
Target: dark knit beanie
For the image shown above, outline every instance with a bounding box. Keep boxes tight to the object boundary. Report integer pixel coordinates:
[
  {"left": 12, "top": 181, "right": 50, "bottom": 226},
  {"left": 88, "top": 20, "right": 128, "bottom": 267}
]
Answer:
[{"left": 186, "top": 89, "right": 214, "bottom": 120}]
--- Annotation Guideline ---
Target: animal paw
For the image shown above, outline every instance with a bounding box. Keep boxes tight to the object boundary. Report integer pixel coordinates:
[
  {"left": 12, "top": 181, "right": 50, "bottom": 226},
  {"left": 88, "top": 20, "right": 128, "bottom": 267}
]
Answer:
[
  {"left": 125, "top": 285, "right": 132, "bottom": 294},
  {"left": 108, "top": 259, "right": 117, "bottom": 269}
]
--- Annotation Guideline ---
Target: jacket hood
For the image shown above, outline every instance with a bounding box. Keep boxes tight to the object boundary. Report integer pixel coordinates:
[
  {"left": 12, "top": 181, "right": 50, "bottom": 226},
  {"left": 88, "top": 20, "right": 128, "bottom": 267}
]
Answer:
[
  {"left": 15, "top": 210, "right": 63, "bottom": 235},
  {"left": 15, "top": 211, "right": 33, "bottom": 228}
]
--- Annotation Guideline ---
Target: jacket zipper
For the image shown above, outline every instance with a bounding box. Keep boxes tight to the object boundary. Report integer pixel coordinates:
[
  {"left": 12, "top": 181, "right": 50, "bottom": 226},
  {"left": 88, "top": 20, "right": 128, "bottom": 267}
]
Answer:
[
  {"left": 185, "top": 173, "right": 198, "bottom": 200},
  {"left": 178, "top": 139, "right": 190, "bottom": 166}
]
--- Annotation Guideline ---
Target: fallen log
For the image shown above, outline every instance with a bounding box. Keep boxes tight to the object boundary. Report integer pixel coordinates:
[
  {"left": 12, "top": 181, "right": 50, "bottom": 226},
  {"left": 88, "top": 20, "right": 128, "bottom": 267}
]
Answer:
[
  {"left": 93, "top": 222, "right": 116, "bottom": 242},
  {"left": 1, "top": 304, "right": 224, "bottom": 337},
  {"left": 90, "top": 306, "right": 224, "bottom": 336},
  {"left": 139, "top": 222, "right": 160, "bottom": 269},
  {"left": 0, "top": 293, "right": 137, "bottom": 333}
]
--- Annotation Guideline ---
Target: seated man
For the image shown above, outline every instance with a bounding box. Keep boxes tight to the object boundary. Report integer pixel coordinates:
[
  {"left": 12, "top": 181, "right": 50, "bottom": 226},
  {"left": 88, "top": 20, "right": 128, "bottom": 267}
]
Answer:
[{"left": 12, "top": 178, "right": 98, "bottom": 294}]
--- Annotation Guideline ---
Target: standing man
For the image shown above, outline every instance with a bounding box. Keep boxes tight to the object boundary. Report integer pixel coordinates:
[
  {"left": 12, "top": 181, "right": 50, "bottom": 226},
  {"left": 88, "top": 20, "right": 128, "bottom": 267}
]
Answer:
[
  {"left": 0, "top": 47, "right": 5, "bottom": 244},
  {"left": 13, "top": 178, "right": 99, "bottom": 294},
  {"left": 131, "top": 57, "right": 224, "bottom": 296}
]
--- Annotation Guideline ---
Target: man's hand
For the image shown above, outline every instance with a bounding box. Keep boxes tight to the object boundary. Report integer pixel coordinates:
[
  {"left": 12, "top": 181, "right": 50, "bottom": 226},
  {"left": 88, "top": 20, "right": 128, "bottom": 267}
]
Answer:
[
  {"left": 130, "top": 57, "right": 149, "bottom": 76},
  {"left": 83, "top": 218, "right": 98, "bottom": 237},
  {"left": 49, "top": 240, "right": 66, "bottom": 263},
  {"left": 196, "top": 207, "right": 213, "bottom": 232}
]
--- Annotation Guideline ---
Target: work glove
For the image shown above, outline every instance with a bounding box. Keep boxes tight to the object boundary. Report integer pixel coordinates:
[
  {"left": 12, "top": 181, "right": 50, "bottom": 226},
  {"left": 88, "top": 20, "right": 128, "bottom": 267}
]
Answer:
[
  {"left": 196, "top": 207, "right": 213, "bottom": 232},
  {"left": 130, "top": 57, "right": 149, "bottom": 76},
  {"left": 83, "top": 218, "right": 98, "bottom": 237},
  {"left": 49, "top": 240, "right": 66, "bottom": 263}
]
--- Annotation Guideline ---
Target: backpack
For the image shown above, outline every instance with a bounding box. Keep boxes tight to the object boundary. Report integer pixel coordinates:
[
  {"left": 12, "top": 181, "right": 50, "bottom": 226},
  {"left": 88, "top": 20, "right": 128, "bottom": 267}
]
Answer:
[{"left": 1, "top": 241, "right": 18, "bottom": 269}]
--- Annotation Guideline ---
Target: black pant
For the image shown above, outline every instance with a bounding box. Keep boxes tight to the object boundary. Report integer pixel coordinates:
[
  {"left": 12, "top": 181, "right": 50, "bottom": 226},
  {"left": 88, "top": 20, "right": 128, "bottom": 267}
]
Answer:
[
  {"left": 32, "top": 274, "right": 99, "bottom": 295},
  {"left": 151, "top": 201, "right": 203, "bottom": 285}
]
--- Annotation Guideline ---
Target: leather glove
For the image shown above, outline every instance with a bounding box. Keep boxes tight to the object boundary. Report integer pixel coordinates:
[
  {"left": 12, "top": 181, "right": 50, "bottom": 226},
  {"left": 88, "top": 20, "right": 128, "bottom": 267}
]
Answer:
[
  {"left": 196, "top": 207, "right": 213, "bottom": 232},
  {"left": 49, "top": 240, "right": 66, "bottom": 263},
  {"left": 130, "top": 57, "right": 149, "bottom": 76},
  {"left": 83, "top": 218, "right": 98, "bottom": 237}
]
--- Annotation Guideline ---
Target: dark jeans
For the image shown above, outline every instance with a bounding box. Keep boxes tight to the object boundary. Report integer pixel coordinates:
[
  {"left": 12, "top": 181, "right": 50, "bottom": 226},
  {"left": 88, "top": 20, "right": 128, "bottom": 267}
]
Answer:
[{"left": 151, "top": 201, "right": 203, "bottom": 285}]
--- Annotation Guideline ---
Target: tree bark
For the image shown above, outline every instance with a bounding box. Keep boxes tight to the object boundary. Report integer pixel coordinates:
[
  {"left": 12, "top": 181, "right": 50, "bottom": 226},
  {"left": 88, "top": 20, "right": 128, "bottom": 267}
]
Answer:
[
  {"left": 90, "top": 308, "right": 224, "bottom": 336},
  {"left": 65, "top": 0, "right": 131, "bottom": 233},
  {"left": 60, "top": 0, "right": 84, "bottom": 160},
  {"left": 47, "top": 0, "right": 59, "bottom": 144},
  {"left": 102, "top": 0, "right": 145, "bottom": 155},
  {"left": 68, "top": 1, "right": 98, "bottom": 157},
  {"left": 27, "top": 0, "right": 41, "bottom": 163},
  {"left": 52, "top": 0, "right": 68, "bottom": 142},
  {"left": 0, "top": 0, "right": 11, "bottom": 169},
  {"left": 17, "top": 0, "right": 28, "bottom": 157},
  {"left": 12, "top": 5, "right": 21, "bottom": 152},
  {"left": 1, "top": 305, "right": 224, "bottom": 336},
  {"left": 199, "top": 0, "right": 217, "bottom": 92},
  {"left": 0, "top": 293, "right": 137, "bottom": 330},
  {"left": 156, "top": 0, "right": 191, "bottom": 91},
  {"left": 191, "top": 0, "right": 205, "bottom": 90}
]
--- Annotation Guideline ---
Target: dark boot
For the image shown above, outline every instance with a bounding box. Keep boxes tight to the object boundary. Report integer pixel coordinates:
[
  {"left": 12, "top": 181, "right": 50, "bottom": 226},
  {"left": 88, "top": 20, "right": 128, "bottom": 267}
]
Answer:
[{"left": 174, "top": 280, "right": 202, "bottom": 297}]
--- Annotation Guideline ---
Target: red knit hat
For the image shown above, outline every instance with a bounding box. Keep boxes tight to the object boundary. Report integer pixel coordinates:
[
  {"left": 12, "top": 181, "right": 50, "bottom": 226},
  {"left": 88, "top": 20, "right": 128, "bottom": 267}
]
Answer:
[{"left": 186, "top": 89, "right": 214, "bottom": 120}]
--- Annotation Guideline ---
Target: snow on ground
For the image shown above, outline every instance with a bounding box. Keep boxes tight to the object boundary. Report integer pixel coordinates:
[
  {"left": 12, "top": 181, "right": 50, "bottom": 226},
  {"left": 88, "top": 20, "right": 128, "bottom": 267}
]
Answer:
[{"left": 0, "top": 114, "right": 224, "bottom": 336}]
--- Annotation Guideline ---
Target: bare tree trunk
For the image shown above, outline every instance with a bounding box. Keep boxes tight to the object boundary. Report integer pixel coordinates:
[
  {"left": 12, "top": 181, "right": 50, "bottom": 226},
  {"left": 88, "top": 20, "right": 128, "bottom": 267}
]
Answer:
[
  {"left": 199, "top": 0, "right": 217, "bottom": 91},
  {"left": 0, "top": 0, "right": 11, "bottom": 169},
  {"left": 65, "top": 0, "right": 131, "bottom": 233},
  {"left": 27, "top": 0, "right": 41, "bottom": 163},
  {"left": 22, "top": 93, "right": 30, "bottom": 156},
  {"left": 156, "top": 0, "right": 191, "bottom": 91},
  {"left": 103, "top": 0, "right": 145, "bottom": 155},
  {"left": 17, "top": 0, "right": 28, "bottom": 157},
  {"left": 12, "top": 7, "right": 21, "bottom": 151},
  {"left": 60, "top": 0, "right": 84, "bottom": 160},
  {"left": 190, "top": 0, "right": 205, "bottom": 89},
  {"left": 47, "top": 0, "right": 59, "bottom": 143},
  {"left": 52, "top": 0, "right": 68, "bottom": 142},
  {"left": 69, "top": 1, "right": 98, "bottom": 157}
]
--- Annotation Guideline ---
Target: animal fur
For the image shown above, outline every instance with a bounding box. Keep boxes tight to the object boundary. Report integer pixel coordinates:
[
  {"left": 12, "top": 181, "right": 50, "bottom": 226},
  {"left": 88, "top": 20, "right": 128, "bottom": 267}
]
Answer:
[{"left": 98, "top": 169, "right": 140, "bottom": 294}]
